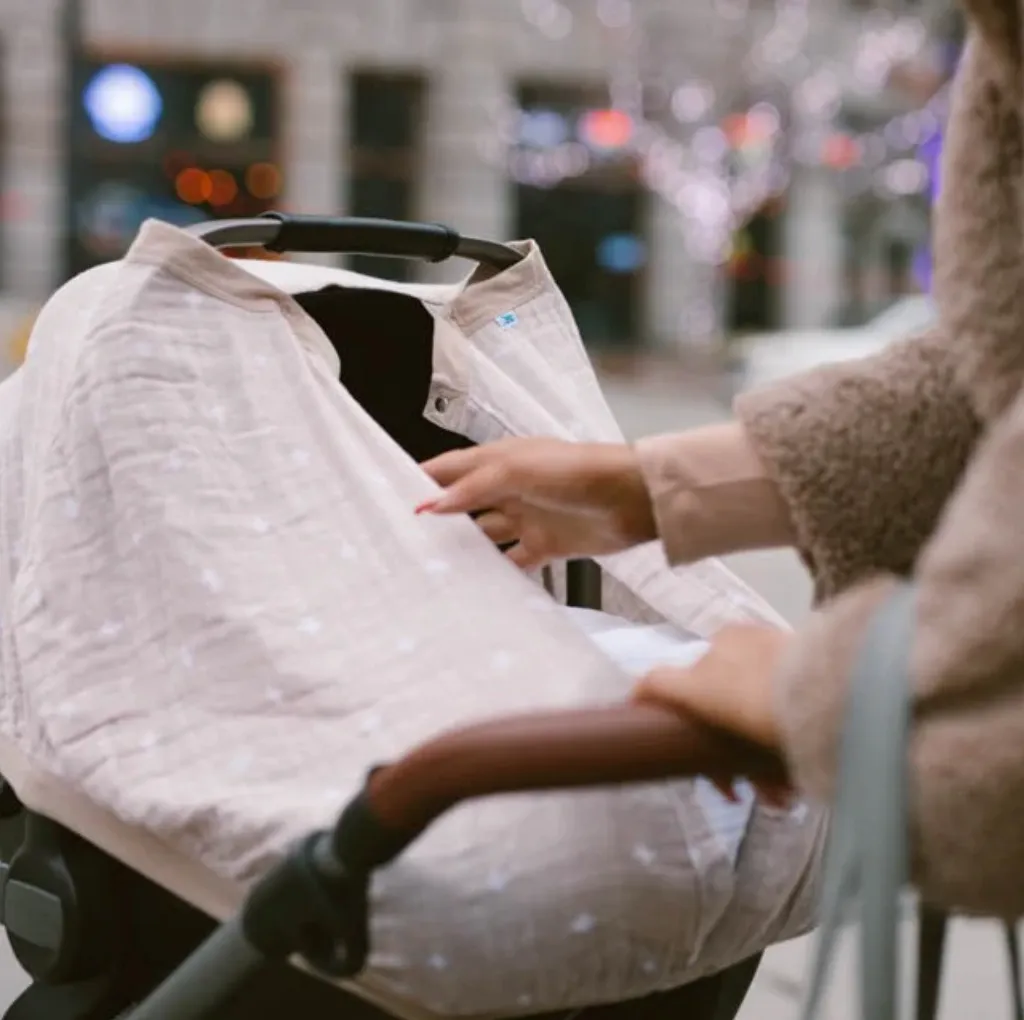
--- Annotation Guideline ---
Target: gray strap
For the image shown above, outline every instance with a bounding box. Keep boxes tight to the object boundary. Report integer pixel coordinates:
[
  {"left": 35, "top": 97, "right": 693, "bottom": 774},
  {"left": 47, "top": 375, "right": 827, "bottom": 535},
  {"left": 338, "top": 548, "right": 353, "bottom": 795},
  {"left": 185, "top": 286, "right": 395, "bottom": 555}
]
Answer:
[{"left": 798, "top": 582, "right": 918, "bottom": 1020}]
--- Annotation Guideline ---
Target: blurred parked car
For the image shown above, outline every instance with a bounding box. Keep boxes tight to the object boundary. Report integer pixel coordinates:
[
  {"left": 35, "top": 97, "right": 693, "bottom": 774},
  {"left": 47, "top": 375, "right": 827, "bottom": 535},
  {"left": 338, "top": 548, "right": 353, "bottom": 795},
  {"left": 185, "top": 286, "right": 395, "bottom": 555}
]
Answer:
[{"left": 734, "top": 294, "right": 937, "bottom": 391}]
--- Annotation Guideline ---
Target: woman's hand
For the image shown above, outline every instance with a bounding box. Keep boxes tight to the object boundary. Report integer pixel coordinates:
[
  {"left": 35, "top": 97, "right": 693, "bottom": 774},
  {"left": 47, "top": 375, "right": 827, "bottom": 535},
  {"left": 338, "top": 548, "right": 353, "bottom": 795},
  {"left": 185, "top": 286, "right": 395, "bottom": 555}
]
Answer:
[
  {"left": 418, "top": 438, "right": 657, "bottom": 569},
  {"left": 634, "top": 625, "right": 793, "bottom": 802}
]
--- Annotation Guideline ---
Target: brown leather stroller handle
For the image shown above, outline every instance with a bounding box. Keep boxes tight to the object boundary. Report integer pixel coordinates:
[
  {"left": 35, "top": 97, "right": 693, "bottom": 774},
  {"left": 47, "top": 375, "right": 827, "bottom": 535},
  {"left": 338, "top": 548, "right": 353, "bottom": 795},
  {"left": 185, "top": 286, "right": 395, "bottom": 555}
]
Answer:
[{"left": 330, "top": 702, "right": 790, "bottom": 871}]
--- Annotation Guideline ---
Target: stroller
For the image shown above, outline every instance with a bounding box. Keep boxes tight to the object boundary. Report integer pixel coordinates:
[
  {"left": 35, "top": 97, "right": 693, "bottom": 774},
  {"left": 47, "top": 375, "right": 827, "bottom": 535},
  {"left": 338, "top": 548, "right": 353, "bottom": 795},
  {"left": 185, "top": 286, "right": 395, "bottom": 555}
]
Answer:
[{"left": 0, "top": 214, "right": 803, "bottom": 1020}]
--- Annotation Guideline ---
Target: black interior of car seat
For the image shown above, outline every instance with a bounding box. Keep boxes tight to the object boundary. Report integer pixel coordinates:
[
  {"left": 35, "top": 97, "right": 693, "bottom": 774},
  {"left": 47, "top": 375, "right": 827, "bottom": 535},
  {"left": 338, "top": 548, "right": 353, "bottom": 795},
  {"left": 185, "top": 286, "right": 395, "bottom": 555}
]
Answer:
[{"left": 293, "top": 286, "right": 477, "bottom": 464}]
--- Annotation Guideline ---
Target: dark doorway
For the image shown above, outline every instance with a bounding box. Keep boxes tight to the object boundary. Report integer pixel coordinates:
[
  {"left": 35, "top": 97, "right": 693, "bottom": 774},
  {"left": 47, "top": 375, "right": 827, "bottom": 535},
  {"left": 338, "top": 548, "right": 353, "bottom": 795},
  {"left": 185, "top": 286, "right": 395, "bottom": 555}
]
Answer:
[
  {"left": 726, "top": 201, "right": 783, "bottom": 333},
  {"left": 514, "top": 181, "right": 644, "bottom": 348},
  {"left": 345, "top": 72, "right": 425, "bottom": 282},
  {"left": 511, "top": 81, "right": 648, "bottom": 351}
]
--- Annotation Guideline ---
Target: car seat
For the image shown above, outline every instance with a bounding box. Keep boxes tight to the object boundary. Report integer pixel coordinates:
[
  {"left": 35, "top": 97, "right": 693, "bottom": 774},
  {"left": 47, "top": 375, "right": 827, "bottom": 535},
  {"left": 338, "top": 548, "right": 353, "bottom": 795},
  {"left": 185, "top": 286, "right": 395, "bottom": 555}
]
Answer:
[{"left": 0, "top": 214, "right": 766, "bottom": 1020}]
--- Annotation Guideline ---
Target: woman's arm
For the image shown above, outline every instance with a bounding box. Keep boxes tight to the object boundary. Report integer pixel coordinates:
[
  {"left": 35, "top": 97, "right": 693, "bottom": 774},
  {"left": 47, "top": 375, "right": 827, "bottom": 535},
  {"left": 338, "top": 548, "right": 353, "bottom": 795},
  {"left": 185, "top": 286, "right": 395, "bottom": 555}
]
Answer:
[
  {"left": 419, "top": 331, "right": 979, "bottom": 591},
  {"left": 635, "top": 327, "right": 981, "bottom": 600},
  {"left": 632, "top": 420, "right": 796, "bottom": 564}
]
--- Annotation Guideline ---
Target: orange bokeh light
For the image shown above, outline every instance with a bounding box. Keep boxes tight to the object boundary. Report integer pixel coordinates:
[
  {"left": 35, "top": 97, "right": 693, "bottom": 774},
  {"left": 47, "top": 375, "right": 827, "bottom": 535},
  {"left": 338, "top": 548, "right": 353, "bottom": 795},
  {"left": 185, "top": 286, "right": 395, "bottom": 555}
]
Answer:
[
  {"left": 227, "top": 247, "right": 286, "bottom": 261},
  {"left": 579, "top": 109, "right": 633, "bottom": 150},
  {"left": 821, "top": 133, "right": 860, "bottom": 170},
  {"left": 722, "top": 113, "right": 748, "bottom": 147},
  {"left": 246, "top": 162, "right": 282, "bottom": 200},
  {"left": 175, "top": 167, "right": 213, "bottom": 205},
  {"left": 208, "top": 169, "right": 238, "bottom": 207}
]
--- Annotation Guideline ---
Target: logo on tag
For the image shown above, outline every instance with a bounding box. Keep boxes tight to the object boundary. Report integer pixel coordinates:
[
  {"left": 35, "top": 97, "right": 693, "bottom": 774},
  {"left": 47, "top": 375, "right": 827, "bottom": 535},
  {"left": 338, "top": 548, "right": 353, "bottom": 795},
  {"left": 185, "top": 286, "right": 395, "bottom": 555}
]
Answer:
[{"left": 495, "top": 311, "right": 518, "bottom": 329}]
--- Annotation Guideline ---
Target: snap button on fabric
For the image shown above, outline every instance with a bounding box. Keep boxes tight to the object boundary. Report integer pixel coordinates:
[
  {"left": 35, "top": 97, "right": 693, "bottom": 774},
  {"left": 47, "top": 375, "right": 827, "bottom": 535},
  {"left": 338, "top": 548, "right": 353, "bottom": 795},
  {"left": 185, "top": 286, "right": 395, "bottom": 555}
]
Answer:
[{"left": 434, "top": 395, "right": 450, "bottom": 413}]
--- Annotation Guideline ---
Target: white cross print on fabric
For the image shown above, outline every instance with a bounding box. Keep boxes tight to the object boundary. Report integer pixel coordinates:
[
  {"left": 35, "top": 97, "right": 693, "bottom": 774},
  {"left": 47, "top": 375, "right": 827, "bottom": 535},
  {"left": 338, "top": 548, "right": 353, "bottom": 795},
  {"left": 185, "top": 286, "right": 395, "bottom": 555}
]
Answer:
[
  {"left": 631, "top": 843, "right": 657, "bottom": 867},
  {"left": 200, "top": 568, "right": 223, "bottom": 593},
  {"left": 486, "top": 869, "right": 510, "bottom": 892},
  {"left": 358, "top": 713, "right": 382, "bottom": 736},
  {"left": 569, "top": 913, "right": 597, "bottom": 935}
]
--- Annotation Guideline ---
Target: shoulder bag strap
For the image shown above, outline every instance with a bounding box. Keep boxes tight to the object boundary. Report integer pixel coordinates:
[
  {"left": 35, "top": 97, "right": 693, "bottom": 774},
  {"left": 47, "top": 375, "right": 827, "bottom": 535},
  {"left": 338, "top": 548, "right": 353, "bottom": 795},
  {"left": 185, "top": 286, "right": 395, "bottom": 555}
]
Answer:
[{"left": 797, "top": 582, "right": 917, "bottom": 1020}]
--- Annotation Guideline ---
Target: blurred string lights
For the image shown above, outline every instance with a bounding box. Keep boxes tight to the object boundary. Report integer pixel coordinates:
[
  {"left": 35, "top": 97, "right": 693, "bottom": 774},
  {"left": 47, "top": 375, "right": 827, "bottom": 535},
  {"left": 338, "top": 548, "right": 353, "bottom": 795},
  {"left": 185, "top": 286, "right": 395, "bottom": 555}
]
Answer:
[{"left": 503, "top": 0, "right": 949, "bottom": 271}]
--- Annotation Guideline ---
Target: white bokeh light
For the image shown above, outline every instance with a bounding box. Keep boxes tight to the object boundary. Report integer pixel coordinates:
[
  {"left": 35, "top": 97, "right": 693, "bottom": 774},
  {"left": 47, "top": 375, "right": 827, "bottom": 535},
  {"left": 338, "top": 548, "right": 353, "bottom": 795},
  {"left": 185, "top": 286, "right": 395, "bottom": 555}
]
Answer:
[
  {"left": 84, "top": 64, "right": 163, "bottom": 144},
  {"left": 195, "top": 79, "right": 254, "bottom": 142}
]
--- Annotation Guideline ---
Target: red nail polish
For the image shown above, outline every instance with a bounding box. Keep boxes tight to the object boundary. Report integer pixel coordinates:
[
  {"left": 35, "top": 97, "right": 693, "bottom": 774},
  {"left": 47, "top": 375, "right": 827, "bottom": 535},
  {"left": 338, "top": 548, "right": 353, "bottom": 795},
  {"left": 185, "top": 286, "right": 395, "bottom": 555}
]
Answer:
[{"left": 414, "top": 500, "right": 436, "bottom": 515}]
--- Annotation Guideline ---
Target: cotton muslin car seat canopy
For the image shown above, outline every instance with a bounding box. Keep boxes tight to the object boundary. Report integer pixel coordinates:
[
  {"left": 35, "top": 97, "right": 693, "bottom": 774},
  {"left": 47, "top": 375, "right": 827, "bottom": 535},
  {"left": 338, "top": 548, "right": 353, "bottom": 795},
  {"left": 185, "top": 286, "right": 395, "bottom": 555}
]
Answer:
[{"left": 0, "top": 219, "right": 824, "bottom": 1019}]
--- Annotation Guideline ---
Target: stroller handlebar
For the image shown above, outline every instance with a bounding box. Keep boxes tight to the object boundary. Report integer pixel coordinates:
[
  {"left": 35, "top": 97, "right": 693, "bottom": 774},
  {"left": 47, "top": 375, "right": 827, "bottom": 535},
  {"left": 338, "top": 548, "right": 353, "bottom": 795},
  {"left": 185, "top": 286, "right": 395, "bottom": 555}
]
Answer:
[
  {"left": 186, "top": 214, "right": 524, "bottom": 269},
  {"left": 331, "top": 702, "right": 791, "bottom": 873},
  {"left": 123, "top": 705, "right": 790, "bottom": 1009}
]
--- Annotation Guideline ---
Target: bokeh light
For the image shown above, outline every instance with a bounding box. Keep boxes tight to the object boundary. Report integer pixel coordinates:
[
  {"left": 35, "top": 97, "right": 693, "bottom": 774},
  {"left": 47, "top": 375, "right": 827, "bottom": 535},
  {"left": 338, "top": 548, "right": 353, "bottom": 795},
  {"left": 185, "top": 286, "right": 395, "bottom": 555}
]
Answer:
[
  {"left": 84, "top": 64, "right": 163, "bottom": 144},
  {"left": 245, "top": 163, "right": 283, "bottom": 200},
  {"left": 207, "top": 170, "right": 238, "bottom": 207},
  {"left": 175, "top": 167, "right": 213, "bottom": 205},
  {"left": 195, "top": 80, "right": 254, "bottom": 142}
]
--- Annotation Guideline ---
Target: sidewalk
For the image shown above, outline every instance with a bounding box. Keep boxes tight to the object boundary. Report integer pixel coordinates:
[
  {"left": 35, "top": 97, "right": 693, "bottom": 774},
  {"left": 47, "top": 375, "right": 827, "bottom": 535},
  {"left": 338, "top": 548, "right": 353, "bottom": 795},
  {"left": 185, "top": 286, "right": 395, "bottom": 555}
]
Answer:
[{"left": 742, "top": 917, "right": 1019, "bottom": 1020}]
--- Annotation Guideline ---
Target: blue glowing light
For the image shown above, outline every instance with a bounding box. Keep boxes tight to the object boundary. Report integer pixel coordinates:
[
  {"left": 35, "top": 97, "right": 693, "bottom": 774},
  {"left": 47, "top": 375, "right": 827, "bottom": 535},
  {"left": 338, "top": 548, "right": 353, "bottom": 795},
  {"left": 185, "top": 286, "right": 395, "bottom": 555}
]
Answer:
[
  {"left": 84, "top": 64, "right": 163, "bottom": 144},
  {"left": 597, "top": 233, "right": 646, "bottom": 273}
]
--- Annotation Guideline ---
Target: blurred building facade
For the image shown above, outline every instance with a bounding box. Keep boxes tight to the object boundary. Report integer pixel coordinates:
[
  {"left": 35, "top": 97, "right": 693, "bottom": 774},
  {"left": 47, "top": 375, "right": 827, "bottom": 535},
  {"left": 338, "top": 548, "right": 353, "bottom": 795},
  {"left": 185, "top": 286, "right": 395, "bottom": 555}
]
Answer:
[{"left": 0, "top": 0, "right": 956, "bottom": 367}]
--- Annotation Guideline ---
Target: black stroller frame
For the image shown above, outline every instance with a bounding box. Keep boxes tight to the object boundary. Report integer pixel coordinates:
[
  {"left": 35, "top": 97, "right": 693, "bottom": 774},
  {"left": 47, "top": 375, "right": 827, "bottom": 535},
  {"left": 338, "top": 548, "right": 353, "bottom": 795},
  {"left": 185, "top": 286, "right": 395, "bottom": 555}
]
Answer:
[{"left": 0, "top": 214, "right": 780, "bottom": 1020}]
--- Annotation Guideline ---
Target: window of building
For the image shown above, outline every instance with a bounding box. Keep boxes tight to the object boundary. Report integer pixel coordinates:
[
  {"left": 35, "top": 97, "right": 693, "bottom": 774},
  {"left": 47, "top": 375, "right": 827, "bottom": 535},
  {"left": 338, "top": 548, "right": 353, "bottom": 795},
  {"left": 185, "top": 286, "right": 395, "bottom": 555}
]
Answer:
[
  {"left": 511, "top": 81, "right": 647, "bottom": 350},
  {"left": 725, "top": 199, "right": 783, "bottom": 333},
  {"left": 345, "top": 72, "right": 424, "bottom": 282},
  {"left": 884, "top": 237, "right": 914, "bottom": 298},
  {"left": 68, "top": 58, "right": 280, "bottom": 277}
]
